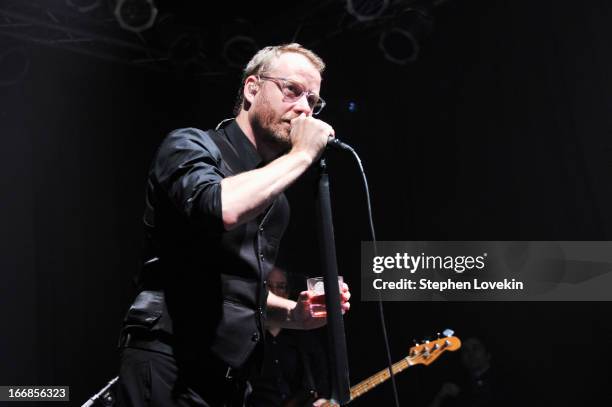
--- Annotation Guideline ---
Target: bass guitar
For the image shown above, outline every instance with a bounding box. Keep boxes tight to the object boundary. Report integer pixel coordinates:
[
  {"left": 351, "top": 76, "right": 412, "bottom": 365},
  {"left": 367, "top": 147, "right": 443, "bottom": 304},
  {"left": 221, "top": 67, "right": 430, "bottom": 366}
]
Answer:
[{"left": 319, "top": 330, "right": 462, "bottom": 407}]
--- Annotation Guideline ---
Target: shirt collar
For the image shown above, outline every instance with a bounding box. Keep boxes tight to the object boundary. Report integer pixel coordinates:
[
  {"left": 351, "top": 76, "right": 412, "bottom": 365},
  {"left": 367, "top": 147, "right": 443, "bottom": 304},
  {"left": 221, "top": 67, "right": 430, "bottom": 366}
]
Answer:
[{"left": 224, "top": 119, "right": 263, "bottom": 170}]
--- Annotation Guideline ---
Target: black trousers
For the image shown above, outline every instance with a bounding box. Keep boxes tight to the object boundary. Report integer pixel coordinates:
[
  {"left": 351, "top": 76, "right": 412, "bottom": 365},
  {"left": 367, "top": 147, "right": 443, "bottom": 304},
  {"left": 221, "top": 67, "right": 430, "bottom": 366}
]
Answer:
[{"left": 115, "top": 347, "right": 249, "bottom": 407}]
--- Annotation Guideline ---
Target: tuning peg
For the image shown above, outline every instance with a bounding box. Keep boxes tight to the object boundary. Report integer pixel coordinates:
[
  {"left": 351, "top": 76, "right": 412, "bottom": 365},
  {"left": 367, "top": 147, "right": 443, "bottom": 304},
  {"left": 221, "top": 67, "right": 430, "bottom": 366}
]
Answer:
[
  {"left": 436, "top": 332, "right": 441, "bottom": 339},
  {"left": 442, "top": 328, "right": 454, "bottom": 337},
  {"left": 413, "top": 339, "right": 420, "bottom": 346}
]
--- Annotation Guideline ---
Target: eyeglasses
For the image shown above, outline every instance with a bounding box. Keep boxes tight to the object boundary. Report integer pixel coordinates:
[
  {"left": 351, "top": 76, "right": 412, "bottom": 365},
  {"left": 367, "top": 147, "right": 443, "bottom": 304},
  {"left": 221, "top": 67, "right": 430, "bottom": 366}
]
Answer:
[{"left": 258, "top": 75, "right": 326, "bottom": 115}]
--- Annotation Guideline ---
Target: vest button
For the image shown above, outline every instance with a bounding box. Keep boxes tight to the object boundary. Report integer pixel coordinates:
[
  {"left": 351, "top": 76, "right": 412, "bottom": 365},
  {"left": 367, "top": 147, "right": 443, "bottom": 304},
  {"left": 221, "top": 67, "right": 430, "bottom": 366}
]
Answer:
[{"left": 251, "top": 332, "right": 260, "bottom": 342}]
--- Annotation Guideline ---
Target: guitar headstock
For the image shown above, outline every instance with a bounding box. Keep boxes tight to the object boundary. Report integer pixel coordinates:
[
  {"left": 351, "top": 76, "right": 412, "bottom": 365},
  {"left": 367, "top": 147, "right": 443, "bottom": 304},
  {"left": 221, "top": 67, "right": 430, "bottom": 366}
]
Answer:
[{"left": 408, "top": 329, "right": 461, "bottom": 366}]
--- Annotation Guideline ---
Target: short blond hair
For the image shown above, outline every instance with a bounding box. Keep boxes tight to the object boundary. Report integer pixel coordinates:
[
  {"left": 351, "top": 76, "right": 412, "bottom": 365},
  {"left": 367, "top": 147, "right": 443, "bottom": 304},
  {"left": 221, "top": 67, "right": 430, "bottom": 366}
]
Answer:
[{"left": 232, "top": 43, "right": 325, "bottom": 115}]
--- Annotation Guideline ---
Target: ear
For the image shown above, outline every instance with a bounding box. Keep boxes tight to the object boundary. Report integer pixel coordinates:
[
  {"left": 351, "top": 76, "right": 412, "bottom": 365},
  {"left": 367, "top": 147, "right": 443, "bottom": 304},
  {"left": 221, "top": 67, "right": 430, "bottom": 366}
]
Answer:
[{"left": 243, "top": 76, "right": 259, "bottom": 104}]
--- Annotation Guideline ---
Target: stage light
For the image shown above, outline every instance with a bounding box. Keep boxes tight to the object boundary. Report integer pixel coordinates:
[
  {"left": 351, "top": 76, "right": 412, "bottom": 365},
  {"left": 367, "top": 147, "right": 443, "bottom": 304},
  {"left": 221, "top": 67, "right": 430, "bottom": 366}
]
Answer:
[
  {"left": 113, "top": 0, "right": 158, "bottom": 33},
  {"left": 65, "top": 0, "right": 101, "bottom": 13},
  {"left": 346, "top": 0, "right": 389, "bottom": 22},
  {"left": 379, "top": 27, "right": 420, "bottom": 64},
  {"left": 222, "top": 35, "right": 258, "bottom": 68},
  {"left": 378, "top": 6, "right": 433, "bottom": 64},
  {"left": 154, "top": 13, "right": 202, "bottom": 64}
]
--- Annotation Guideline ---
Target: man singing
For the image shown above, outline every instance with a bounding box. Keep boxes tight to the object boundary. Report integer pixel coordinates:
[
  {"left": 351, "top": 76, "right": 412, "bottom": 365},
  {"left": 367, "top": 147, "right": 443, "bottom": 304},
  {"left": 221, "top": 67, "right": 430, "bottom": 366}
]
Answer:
[{"left": 115, "top": 43, "right": 350, "bottom": 407}]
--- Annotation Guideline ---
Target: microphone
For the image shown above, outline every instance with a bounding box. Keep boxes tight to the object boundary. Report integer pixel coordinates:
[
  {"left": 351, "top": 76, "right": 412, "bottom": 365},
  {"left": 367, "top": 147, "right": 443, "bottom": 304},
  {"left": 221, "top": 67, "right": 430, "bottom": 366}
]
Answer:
[{"left": 327, "top": 137, "right": 352, "bottom": 151}]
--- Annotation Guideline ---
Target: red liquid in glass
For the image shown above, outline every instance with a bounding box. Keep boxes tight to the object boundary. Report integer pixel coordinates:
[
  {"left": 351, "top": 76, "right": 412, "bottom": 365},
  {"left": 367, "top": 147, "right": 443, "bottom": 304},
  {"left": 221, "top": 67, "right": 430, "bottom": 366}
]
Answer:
[{"left": 309, "top": 294, "right": 327, "bottom": 317}]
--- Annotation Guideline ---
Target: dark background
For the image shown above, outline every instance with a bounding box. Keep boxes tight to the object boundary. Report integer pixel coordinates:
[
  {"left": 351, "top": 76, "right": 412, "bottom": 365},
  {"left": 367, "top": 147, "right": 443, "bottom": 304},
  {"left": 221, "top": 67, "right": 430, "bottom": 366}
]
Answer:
[{"left": 1, "top": 0, "right": 611, "bottom": 405}]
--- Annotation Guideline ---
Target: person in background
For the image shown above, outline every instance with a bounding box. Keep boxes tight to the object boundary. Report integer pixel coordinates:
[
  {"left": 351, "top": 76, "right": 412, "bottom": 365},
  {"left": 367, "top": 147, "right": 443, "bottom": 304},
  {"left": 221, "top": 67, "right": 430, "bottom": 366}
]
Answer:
[
  {"left": 248, "top": 267, "right": 330, "bottom": 407},
  {"left": 428, "top": 336, "right": 514, "bottom": 407}
]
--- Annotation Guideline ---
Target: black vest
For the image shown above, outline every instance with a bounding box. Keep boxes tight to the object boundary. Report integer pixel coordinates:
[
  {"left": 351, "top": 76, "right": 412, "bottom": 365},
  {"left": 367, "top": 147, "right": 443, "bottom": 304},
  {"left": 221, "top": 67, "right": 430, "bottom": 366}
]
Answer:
[{"left": 121, "top": 123, "right": 289, "bottom": 369}]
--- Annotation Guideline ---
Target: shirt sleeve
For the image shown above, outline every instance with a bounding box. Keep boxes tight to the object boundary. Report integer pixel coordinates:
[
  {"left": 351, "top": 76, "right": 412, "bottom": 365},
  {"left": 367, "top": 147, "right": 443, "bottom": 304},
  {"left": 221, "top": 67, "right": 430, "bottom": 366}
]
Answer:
[{"left": 151, "top": 127, "right": 225, "bottom": 230}]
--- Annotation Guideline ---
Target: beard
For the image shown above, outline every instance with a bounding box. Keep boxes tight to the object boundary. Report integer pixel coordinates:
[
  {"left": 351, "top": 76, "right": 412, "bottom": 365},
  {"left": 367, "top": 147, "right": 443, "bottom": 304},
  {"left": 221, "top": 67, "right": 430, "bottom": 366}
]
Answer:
[{"left": 250, "top": 98, "right": 294, "bottom": 155}]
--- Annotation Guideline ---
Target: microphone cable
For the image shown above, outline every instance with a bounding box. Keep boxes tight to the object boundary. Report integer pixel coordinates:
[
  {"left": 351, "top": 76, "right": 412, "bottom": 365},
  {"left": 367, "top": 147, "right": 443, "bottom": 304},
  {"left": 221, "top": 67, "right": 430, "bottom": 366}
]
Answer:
[{"left": 336, "top": 141, "right": 402, "bottom": 407}]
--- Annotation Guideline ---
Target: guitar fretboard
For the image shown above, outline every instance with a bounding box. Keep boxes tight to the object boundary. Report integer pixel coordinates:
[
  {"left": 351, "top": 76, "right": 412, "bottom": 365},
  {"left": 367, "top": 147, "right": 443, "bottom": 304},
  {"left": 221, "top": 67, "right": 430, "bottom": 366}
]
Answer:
[
  {"left": 320, "top": 336, "right": 460, "bottom": 407},
  {"left": 349, "top": 356, "right": 414, "bottom": 399}
]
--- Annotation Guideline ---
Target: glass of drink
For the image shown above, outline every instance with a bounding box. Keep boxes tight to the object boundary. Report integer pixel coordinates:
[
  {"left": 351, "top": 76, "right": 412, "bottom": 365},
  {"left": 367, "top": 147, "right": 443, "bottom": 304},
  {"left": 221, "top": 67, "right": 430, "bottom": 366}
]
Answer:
[{"left": 306, "top": 276, "right": 344, "bottom": 317}]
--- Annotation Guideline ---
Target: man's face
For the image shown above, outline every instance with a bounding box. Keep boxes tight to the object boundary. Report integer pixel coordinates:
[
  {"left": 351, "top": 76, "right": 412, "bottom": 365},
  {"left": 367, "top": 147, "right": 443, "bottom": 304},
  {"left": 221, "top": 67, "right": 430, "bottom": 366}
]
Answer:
[
  {"left": 248, "top": 52, "right": 322, "bottom": 152},
  {"left": 267, "top": 268, "right": 289, "bottom": 298}
]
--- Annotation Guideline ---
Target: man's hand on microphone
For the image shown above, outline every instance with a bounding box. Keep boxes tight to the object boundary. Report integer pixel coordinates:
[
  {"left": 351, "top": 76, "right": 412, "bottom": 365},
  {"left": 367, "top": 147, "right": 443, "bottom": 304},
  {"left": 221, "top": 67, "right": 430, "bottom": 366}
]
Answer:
[
  {"left": 219, "top": 116, "right": 335, "bottom": 230},
  {"left": 289, "top": 113, "right": 334, "bottom": 165}
]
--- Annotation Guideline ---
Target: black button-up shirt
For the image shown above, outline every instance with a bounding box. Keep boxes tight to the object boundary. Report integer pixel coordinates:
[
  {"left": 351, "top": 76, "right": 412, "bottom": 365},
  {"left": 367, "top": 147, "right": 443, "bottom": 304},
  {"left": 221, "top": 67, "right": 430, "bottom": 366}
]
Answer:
[
  {"left": 248, "top": 329, "right": 330, "bottom": 406},
  {"left": 123, "top": 119, "right": 290, "bottom": 369}
]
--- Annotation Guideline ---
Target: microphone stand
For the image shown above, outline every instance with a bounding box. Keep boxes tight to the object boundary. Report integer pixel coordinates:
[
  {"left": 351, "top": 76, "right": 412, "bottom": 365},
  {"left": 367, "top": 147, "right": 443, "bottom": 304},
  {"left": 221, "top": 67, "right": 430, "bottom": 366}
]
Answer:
[
  {"left": 315, "top": 157, "right": 351, "bottom": 405},
  {"left": 81, "top": 376, "right": 118, "bottom": 407}
]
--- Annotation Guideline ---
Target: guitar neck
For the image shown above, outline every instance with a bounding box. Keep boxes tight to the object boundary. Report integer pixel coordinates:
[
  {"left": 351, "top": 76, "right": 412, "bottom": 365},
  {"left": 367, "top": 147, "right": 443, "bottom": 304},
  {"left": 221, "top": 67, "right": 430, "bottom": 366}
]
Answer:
[
  {"left": 320, "top": 335, "right": 461, "bottom": 407},
  {"left": 349, "top": 355, "right": 413, "bottom": 401}
]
